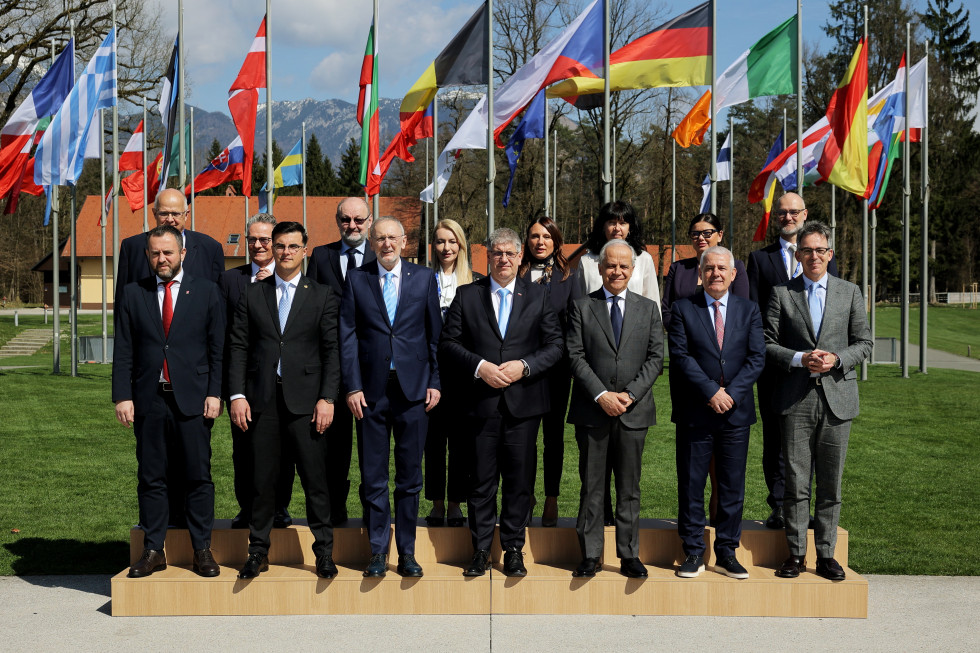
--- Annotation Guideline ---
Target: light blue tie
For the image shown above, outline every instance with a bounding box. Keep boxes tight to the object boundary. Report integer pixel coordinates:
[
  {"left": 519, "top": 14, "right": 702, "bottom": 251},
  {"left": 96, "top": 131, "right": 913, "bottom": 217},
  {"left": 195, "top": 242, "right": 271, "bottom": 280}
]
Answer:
[
  {"left": 277, "top": 282, "right": 292, "bottom": 376},
  {"left": 497, "top": 288, "right": 511, "bottom": 337},
  {"left": 809, "top": 282, "right": 824, "bottom": 338},
  {"left": 383, "top": 272, "right": 397, "bottom": 325}
]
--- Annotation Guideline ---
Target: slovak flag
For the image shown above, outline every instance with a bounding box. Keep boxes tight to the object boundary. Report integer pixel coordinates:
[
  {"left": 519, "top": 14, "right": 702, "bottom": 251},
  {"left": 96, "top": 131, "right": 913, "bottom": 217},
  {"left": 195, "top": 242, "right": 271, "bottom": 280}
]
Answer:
[{"left": 186, "top": 135, "right": 245, "bottom": 195}]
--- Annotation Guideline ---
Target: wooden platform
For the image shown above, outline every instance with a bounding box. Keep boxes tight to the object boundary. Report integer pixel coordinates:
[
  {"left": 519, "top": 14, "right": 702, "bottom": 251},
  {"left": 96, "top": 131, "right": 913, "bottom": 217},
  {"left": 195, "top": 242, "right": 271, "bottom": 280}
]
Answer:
[{"left": 111, "top": 518, "right": 867, "bottom": 617}]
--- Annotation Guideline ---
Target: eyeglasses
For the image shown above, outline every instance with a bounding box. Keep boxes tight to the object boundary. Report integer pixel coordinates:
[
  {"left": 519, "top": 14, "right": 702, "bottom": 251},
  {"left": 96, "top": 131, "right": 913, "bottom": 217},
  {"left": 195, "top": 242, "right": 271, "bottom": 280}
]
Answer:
[
  {"left": 246, "top": 237, "right": 272, "bottom": 246},
  {"left": 490, "top": 250, "right": 519, "bottom": 260},
  {"left": 155, "top": 211, "right": 186, "bottom": 218},
  {"left": 799, "top": 247, "right": 832, "bottom": 257},
  {"left": 339, "top": 216, "right": 369, "bottom": 226},
  {"left": 689, "top": 229, "right": 719, "bottom": 240},
  {"left": 775, "top": 209, "right": 805, "bottom": 217},
  {"left": 273, "top": 243, "right": 304, "bottom": 253}
]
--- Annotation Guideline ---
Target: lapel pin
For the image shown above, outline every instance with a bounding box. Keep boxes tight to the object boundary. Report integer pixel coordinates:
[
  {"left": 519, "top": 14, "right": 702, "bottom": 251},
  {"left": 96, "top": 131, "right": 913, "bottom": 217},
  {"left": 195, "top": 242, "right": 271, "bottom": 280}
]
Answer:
[
  {"left": 303, "top": 284, "right": 308, "bottom": 289},
  {"left": 185, "top": 290, "right": 190, "bottom": 295}
]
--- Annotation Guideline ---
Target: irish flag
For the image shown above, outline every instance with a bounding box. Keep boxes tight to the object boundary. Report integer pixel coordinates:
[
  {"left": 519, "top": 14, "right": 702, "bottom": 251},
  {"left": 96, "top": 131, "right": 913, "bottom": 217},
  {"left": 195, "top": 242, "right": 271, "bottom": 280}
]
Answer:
[
  {"left": 816, "top": 39, "right": 868, "bottom": 196},
  {"left": 358, "top": 20, "right": 379, "bottom": 193},
  {"left": 714, "top": 15, "right": 797, "bottom": 110}
]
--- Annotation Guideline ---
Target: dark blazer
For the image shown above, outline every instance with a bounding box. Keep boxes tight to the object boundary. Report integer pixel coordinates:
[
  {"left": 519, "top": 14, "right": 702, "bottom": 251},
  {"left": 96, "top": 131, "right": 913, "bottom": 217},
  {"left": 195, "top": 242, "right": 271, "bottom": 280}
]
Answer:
[
  {"left": 217, "top": 263, "right": 254, "bottom": 398},
  {"left": 439, "top": 276, "right": 564, "bottom": 420},
  {"left": 227, "top": 274, "right": 340, "bottom": 415},
  {"left": 519, "top": 266, "right": 582, "bottom": 335},
  {"left": 339, "top": 259, "right": 442, "bottom": 403},
  {"left": 565, "top": 289, "right": 663, "bottom": 429},
  {"left": 111, "top": 274, "right": 225, "bottom": 417},
  {"left": 661, "top": 256, "right": 749, "bottom": 332},
  {"left": 307, "top": 240, "right": 377, "bottom": 300},
  {"left": 667, "top": 289, "right": 766, "bottom": 428},
  {"left": 764, "top": 274, "right": 873, "bottom": 421},
  {"left": 115, "top": 229, "right": 224, "bottom": 307},
  {"left": 747, "top": 241, "right": 838, "bottom": 314}
]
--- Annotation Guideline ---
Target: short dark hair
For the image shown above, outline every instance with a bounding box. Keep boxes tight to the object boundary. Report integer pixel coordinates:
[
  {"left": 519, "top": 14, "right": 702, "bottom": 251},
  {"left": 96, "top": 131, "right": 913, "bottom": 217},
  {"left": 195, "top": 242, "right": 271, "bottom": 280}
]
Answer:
[
  {"left": 586, "top": 200, "right": 646, "bottom": 256},
  {"left": 145, "top": 224, "right": 183, "bottom": 249},
  {"left": 688, "top": 212, "right": 723, "bottom": 234},
  {"left": 798, "top": 220, "right": 832, "bottom": 245},
  {"left": 272, "top": 221, "right": 308, "bottom": 245}
]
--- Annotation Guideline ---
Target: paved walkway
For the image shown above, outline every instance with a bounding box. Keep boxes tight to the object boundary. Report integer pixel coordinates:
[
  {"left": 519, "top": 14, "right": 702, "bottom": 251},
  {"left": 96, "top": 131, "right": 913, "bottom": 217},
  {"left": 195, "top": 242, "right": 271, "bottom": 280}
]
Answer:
[{"left": 0, "top": 574, "right": 976, "bottom": 652}]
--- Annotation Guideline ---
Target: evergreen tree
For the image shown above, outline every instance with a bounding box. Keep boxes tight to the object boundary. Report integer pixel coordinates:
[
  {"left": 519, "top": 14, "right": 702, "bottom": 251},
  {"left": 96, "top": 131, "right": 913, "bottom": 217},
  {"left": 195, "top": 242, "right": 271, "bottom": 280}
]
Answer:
[{"left": 336, "top": 138, "right": 363, "bottom": 196}]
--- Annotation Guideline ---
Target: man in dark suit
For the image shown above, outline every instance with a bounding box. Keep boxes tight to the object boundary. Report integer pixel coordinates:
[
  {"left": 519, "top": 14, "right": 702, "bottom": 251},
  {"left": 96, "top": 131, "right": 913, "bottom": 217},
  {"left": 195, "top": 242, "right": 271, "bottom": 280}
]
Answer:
[
  {"left": 228, "top": 222, "right": 341, "bottom": 580},
  {"left": 566, "top": 239, "right": 663, "bottom": 579},
  {"left": 668, "top": 246, "right": 766, "bottom": 579},
  {"left": 306, "top": 197, "right": 376, "bottom": 522},
  {"left": 112, "top": 224, "right": 224, "bottom": 579},
  {"left": 765, "top": 221, "right": 871, "bottom": 581},
  {"left": 747, "top": 192, "right": 839, "bottom": 529},
  {"left": 218, "top": 213, "right": 294, "bottom": 530},
  {"left": 440, "top": 228, "right": 564, "bottom": 578},
  {"left": 340, "top": 216, "right": 442, "bottom": 579}
]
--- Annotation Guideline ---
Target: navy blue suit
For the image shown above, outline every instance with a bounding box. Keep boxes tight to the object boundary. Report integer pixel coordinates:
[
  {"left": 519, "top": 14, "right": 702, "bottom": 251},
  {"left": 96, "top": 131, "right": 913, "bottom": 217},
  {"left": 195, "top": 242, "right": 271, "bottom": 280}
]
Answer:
[
  {"left": 340, "top": 258, "right": 442, "bottom": 556},
  {"left": 668, "top": 289, "right": 765, "bottom": 560},
  {"left": 661, "top": 257, "right": 749, "bottom": 332}
]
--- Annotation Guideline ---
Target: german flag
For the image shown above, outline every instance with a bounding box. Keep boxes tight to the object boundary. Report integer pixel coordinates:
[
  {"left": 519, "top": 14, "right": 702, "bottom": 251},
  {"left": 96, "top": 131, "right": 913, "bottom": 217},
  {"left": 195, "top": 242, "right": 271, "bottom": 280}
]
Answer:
[
  {"left": 548, "top": 1, "right": 711, "bottom": 104},
  {"left": 816, "top": 38, "right": 868, "bottom": 196}
]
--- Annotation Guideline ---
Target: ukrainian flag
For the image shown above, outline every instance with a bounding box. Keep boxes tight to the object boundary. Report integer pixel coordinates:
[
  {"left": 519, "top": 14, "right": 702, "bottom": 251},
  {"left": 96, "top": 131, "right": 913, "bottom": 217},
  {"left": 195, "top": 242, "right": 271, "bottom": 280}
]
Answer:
[{"left": 260, "top": 138, "right": 303, "bottom": 212}]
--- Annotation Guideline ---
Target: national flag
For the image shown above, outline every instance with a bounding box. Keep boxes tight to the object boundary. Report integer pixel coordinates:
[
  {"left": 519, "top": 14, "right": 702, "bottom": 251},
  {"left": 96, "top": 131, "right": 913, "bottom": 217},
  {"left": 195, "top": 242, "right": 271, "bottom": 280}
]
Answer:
[
  {"left": 119, "top": 121, "right": 144, "bottom": 171},
  {"left": 35, "top": 29, "right": 117, "bottom": 187},
  {"left": 186, "top": 136, "right": 246, "bottom": 196},
  {"left": 358, "top": 20, "right": 380, "bottom": 192},
  {"left": 547, "top": 1, "right": 710, "bottom": 104},
  {"left": 121, "top": 151, "right": 164, "bottom": 211},
  {"left": 229, "top": 16, "right": 267, "bottom": 197},
  {"left": 2, "top": 157, "right": 45, "bottom": 215},
  {"left": 503, "top": 90, "right": 546, "bottom": 207},
  {"left": 816, "top": 38, "right": 868, "bottom": 196},
  {"left": 752, "top": 128, "right": 785, "bottom": 241},
  {"left": 699, "top": 131, "right": 731, "bottom": 213},
  {"left": 419, "top": 149, "right": 461, "bottom": 204},
  {"left": 157, "top": 37, "right": 180, "bottom": 190},
  {"left": 672, "top": 90, "right": 711, "bottom": 147},
  {"left": 415, "top": 100, "right": 435, "bottom": 140},
  {"left": 0, "top": 39, "right": 74, "bottom": 198},
  {"left": 99, "top": 186, "right": 113, "bottom": 226},
  {"left": 259, "top": 138, "right": 303, "bottom": 212},
  {"left": 714, "top": 15, "right": 797, "bottom": 110}
]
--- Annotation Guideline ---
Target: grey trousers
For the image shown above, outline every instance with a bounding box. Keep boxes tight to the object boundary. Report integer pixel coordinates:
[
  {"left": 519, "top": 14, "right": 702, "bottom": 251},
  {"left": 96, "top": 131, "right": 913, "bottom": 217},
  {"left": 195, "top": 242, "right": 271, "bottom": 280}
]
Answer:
[{"left": 780, "top": 382, "right": 851, "bottom": 559}]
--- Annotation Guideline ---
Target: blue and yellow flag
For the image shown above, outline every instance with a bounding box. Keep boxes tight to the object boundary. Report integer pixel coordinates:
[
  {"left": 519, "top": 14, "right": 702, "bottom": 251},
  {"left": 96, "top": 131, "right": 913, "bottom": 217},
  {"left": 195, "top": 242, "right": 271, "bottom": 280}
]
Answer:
[{"left": 260, "top": 138, "right": 303, "bottom": 212}]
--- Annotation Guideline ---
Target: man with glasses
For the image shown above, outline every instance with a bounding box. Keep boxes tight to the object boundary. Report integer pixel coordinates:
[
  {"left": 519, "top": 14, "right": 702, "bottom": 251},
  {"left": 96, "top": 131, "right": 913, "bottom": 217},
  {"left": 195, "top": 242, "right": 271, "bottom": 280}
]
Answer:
[
  {"left": 764, "top": 221, "right": 871, "bottom": 581},
  {"left": 229, "top": 222, "right": 341, "bottom": 579},
  {"left": 307, "top": 197, "right": 376, "bottom": 523},
  {"left": 219, "top": 213, "right": 295, "bottom": 531},
  {"left": 440, "top": 228, "right": 564, "bottom": 578},
  {"left": 747, "top": 192, "right": 838, "bottom": 530}
]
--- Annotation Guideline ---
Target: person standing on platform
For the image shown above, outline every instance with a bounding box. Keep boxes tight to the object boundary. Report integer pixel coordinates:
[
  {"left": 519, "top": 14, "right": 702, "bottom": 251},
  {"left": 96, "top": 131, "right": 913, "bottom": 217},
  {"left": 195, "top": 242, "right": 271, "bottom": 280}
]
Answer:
[
  {"left": 218, "top": 213, "right": 295, "bottom": 530},
  {"left": 566, "top": 239, "right": 663, "bottom": 579},
  {"left": 765, "top": 221, "right": 871, "bottom": 581},
  {"left": 668, "top": 246, "right": 765, "bottom": 579},
  {"left": 112, "top": 224, "right": 224, "bottom": 579},
  {"left": 747, "top": 192, "right": 839, "bottom": 529},
  {"left": 340, "top": 217, "right": 442, "bottom": 579},
  {"left": 440, "top": 228, "right": 564, "bottom": 578},
  {"left": 306, "top": 197, "right": 376, "bottom": 523},
  {"left": 229, "top": 222, "right": 341, "bottom": 580}
]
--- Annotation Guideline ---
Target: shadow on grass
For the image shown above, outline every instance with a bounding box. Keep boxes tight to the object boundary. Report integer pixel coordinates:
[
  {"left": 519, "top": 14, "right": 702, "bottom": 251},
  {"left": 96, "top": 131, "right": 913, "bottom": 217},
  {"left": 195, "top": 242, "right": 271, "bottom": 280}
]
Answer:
[{"left": 5, "top": 538, "right": 129, "bottom": 582}]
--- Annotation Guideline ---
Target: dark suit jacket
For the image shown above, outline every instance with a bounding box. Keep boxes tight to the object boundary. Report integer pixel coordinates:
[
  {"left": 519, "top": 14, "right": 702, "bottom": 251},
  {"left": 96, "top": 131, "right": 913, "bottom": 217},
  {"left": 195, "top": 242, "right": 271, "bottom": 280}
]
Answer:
[
  {"left": 339, "top": 259, "right": 442, "bottom": 403},
  {"left": 307, "top": 240, "right": 377, "bottom": 300},
  {"left": 227, "top": 275, "right": 340, "bottom": 415},
  {"left": 764, "top": 274, "right": 873, "bottom": 421},
  {"left": 565, "top": 289, "right": 663, "bottom": 429},
  {"left": 667, "top": 289, "right": 766, "bottom": 428},
  {"left": 115, "top": 229, "right": 224, "bottom": 308},
  {"left": 747, "top": 241, "right": 838, "bottom": 314},
  {"left": 111, "top": 274, "right": 225, "bottom": 417},
  {"left": 439, "top": 276, "right": 564, "bottom": 420},
  {"left": 518, "top": 267, "right": 582, "bottom": 336},
  {"left": 217, "top": 263, "right": 255, "bottom": 398},
  {"left": 662, "top": 256, "right": 749, "bottom": 332}
]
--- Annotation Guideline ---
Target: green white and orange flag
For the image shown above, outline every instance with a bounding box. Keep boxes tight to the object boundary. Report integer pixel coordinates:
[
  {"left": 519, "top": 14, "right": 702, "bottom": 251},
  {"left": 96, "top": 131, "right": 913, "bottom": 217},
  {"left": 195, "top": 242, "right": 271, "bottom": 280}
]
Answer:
[
  {"left": 358, "top": 20, "right": 380, "bottom": 192},
  {"left": 816, "top": 38, "right": 868, "bottom": 196}
]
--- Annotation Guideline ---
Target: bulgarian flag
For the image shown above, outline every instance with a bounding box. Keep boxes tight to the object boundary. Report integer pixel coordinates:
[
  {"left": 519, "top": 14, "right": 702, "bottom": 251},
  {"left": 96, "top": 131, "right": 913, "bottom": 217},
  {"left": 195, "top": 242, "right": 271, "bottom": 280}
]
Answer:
[
  {"left": 816, "top": 38, "right": 868, "bottom": 196},
  {"left": 358, "top": 20, "right": 380, "bottom": 194},
  {"left": 119, "top": 120, "right": 144, "bottom": 171}
]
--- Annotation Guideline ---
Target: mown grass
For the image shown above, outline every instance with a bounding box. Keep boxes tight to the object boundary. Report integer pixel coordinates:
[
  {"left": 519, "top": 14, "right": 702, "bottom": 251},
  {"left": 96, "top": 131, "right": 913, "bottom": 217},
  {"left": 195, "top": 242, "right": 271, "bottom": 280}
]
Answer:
[{"left": 872, "top": 304, "right": 980, "bottom": 360}]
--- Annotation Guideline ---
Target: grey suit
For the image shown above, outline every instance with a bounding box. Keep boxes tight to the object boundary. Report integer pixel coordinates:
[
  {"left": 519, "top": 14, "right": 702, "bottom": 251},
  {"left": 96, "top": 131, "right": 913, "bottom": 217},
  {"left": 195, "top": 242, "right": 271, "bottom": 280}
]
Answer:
[
  {"left": 764, "top": 274, "right": 872, "bottom": 558},
  {"left": 566, "top": 289, "right": 664, "bottom": 560}
]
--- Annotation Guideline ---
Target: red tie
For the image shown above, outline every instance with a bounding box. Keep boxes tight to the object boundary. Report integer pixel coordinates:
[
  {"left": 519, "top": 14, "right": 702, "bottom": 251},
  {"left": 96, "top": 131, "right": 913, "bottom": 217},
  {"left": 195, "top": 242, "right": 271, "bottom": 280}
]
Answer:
[{"left": 162, "top": 280, "right": 175, "bottom": 382}]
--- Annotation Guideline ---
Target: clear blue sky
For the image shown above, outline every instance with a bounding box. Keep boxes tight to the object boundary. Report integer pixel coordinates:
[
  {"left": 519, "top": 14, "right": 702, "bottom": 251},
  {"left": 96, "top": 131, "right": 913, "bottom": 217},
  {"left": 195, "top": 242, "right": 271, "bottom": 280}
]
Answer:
[{"left": 158, "top": 0, "right": 979, "bottom": 115}]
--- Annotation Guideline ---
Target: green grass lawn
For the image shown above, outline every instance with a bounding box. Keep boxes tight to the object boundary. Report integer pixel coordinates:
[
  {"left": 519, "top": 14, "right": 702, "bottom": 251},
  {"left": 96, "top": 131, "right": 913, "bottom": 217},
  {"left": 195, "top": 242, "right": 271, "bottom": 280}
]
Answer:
[
  {"left": 1, "top": 361, "right": 977, "bottom": 576},
  {"left": 0, "top": 313, "right": 113, "bottom": 368},
  {"left": 872, "top": 304, "right": 980, "bottom": 360}
]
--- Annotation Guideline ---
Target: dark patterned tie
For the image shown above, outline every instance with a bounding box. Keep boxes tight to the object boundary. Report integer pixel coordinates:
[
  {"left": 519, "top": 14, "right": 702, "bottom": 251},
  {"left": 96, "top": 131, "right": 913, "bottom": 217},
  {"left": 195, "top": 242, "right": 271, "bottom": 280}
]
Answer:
[{"left": 610, "top": 296, "right": 622, "bottom": 348}]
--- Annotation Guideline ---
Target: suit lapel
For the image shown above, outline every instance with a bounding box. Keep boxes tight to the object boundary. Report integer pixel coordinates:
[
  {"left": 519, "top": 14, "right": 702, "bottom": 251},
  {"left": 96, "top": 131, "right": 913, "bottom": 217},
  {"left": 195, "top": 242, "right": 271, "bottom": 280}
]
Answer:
[
  {"left": 617, "top": 291, "right": 641, "bottom": 350},
  {"left": 262, "top": 278, "right": 281, "bottom": 336},
  {"left": 505, "top": 277, "right": 531, "bottom": 340},
  {"left": 769, "top": 245, "right": 789, "bottom": 284},
  {"left": 693, "top": 291, "right": 720, "bottom": 352},
  {"left": 480, "top": 282, "right": 504, "bottom": 341},
  {"left": 367, "top": 263, "right": 390, "bottom": 327},
  {"left": 140, "top": 279, "right": 165, "bottom": 340},
  {"left": 282, "top": 275, "right": 312, "bottom": 334},
  {"left": 788, "top": 278, "right": 817, "bottom": 342},
  {"left": 167, "top": 276, "right": 192, "bottom": 339},
  {"left": 328, "top": 242, "right": 344, "bottom": 283},
  {"left": 816, "top": 276, "right": 844, "bottom": 347}
]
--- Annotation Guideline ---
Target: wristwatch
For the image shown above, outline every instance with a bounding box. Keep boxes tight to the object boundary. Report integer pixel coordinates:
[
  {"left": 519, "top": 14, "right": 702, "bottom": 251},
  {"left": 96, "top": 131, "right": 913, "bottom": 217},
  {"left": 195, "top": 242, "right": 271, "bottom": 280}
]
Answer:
[{"left": 521, "top": 360, "right": 530, "bottom": 377}]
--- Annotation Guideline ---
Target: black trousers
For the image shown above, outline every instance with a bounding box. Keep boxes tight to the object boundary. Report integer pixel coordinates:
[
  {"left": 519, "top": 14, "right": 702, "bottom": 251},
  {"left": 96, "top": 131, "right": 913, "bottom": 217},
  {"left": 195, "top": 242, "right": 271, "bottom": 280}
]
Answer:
[
  {"left": 326, "top": 395, "right": 357, "bottom": 518},
  {"left": 134, "top": 385, "right": 214, "bottom": 551},
  {"left": 248, "top": 383, "right": 332, "bottom": 557},
  {"left": 757, "top": 369, "right": 786, "bottom": 510},
  {"left": 534, "top": 366, "right": 571, "bottom": 498},
  {"left": 229, "top": 410, "right": 294, "bottom": 521},
  {"left": 424, "top": 394, "right": 471, "bottom": 504}
]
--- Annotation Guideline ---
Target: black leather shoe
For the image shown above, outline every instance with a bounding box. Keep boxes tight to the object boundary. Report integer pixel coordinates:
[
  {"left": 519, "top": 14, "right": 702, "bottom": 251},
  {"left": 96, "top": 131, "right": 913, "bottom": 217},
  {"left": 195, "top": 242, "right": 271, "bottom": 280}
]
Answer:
[
  {"left": 765, "top": 506, "right": 785, "bottom": 529},
  {"left": 193, "top": 549, "right": 220, "bottom": 577},
  {"left": 397, "top": 554, "right": 424, "bottom": 577},
  {"left": 463, "top": 549, "right": 491, "bottom": 577},
  {"left": 776, "top": 555, "right": 806, "bottom": 578},
  {"left": 503, "top": 549, "right": 527, "bottom": 577},
  {"left": 238, "top": 553, "right": 269, "bottom": 579},
  {"left": 316, "top": 554, "right": 338, "bottom": 579},
  {"left": 424, "top": 513, "right": 445, "bottom": 527},
  {"left": 809, "top": 515, "right": 817, "bottom": 530},
  {"left": 332, "top": 508, "right": 349, "bottom": 525},
  {"left": 815, "top": 557, "right": 846, "bottom": 581},
  {"left": 273, "top": 507, "right": 293, "bottom": 529},
  {"left": 572, "top": 557, "right": 599, "bottom": 578},
  {"left": 363, "top": 553, "right": 387, "bottom": 578},
  {"left": 128, "top": 549, "right": 167, "bottom": 578},
  {"left": 230, "top": 513, "right": 249, "bottom": 529},
  {"left": 620, "top": 557, "right": 648, "bottom": 578}
]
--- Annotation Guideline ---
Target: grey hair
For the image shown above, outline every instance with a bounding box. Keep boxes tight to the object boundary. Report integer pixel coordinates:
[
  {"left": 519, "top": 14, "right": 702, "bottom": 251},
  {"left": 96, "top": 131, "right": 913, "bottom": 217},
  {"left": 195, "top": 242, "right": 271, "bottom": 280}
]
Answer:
[
  {"left": 246, "top": 213, "right": 276, "bottom": 230},
  {"left": 700, "top": 245, "right": 735, "bottom": 268},
  {"left": 599, "top": 238, "right": 635, "bottom": 266},
  {"left": 336, "top": 197, "right": 371, "bottom": 221},
  {"left": 370, "top": 215, "right": 405, "bottom": 237},
  {"left": 487, "top": 227, "right": 522, "bottom": 252},
  {"left": 797, "top": 220, "right": 832, "bottom": 245}
]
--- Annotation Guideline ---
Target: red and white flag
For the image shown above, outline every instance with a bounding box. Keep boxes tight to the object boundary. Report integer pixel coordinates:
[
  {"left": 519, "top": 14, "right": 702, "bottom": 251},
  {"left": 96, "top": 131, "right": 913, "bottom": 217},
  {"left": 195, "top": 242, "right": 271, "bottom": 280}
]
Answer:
[
  {"left": 119, "top": 121, "right": 144, "bottom": 171},
  {"left": 228, "top": 16, "right": 267, "bottom": 197}
]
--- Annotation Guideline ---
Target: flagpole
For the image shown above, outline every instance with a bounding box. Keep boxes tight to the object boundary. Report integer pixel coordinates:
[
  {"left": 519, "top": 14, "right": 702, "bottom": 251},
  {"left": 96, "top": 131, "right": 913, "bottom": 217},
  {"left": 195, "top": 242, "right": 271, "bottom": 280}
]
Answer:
[
  {"left": 602, "top": 0, "right": 611, "bottom": 203},
  {"left": 245, "top": 196, "right": 250, "bottom": 264},
  {"left": 830, "top": 185, "right": 835, "bottom": 245},
  {"left": 552, "top": 129, "right": 557, "bottom": 218},
  {"left": 860, "top": 4, "right": 868, "bottom": 382},
  {"left": 433, "top": 98, "right": 439, "bottom": 229},
  {"left": 50, "top": 39, "right": 60, "bottom": 374},
  {"left": 671, "top": 121, "right": 676, "bottom": 262},
  {"left": 302, "top": 122, "right": 308, "bottom": 271},
  {"left": 372, "top": 0, "right": 380, "bottom": 222},
  {"left": 611, "top": 127, "right": 617, "bottom": 202},
  {"left": 709, "top": 0, "right": 717, "bottom": 214},
  {"left": 728, "top": 115, "right": 734, "bottom": 250},
  {"left": 190, "top": 106, "right": 195, "bottom": 230},
  {"left": 870, "top": 207, "right": 877, "bottom": 363},
  {"left": 424, "top": 134, "right": 430, "bottom": 267},
  {"left": 486, "top": 0, "right": 495, "bottom": 246},
  {"left": 69, "top": 18, "right": 77, "bottom": 378},
  {"left": 265, "top": 0, "right": 274, "bottom": 210},
  {"left": 178, "top": 0, "right": 186, "bottom": 187},
  {"left": 544, "top": 99, "right": 550, "bottom": 216},
  {"left": 100, "top": 109, "right": 108, "bottom": 364},
  {"left": 920, "top": 42, "right": 930, "bottom": 373},
  {"left": 142, "top": 96, "right": 148, "bottom": 231},
  {"left": 796, "top": 0, "right": 803, "bottom": 197},
  {"left": 901, "top": 23, "right": 910, "bottom": 378},
  {"left": 111, "top": 4, "right": 120, "bottom": 297}
]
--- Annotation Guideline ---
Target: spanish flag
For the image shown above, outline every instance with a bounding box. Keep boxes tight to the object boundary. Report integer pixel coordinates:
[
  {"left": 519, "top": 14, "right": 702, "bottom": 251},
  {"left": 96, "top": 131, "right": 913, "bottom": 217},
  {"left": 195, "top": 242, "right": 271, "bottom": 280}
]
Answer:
[
  {"left": 816, "top": 38, "right": 868, "bottom": 196},
  {"left": 547, "top": 1, "right": 710, "bottom": 104}
]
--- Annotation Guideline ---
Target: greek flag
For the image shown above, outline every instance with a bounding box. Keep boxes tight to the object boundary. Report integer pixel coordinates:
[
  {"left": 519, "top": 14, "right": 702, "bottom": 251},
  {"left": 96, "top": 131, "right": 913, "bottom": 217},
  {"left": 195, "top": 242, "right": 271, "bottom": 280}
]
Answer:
[{"left": 34, "top": 29, "right": 117, "bottom": 186}]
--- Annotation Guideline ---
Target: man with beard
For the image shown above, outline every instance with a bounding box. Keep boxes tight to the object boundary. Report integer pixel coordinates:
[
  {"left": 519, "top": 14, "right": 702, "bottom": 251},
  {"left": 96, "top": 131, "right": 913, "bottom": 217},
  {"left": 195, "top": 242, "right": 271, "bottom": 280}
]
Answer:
[
  {"left": 112, "top": 225, "right": 225, "bottom": 578},
  {"left": 747, "top": 192, "right": 838, "bottom": 530},
  {"left": 307, "top": 197, "right": 376, "bottom": 523}
]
